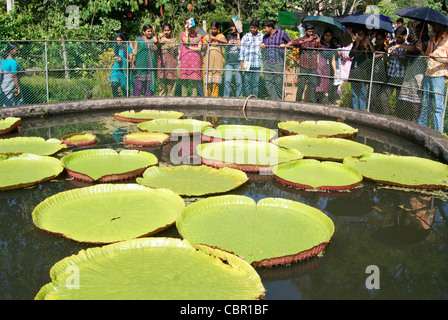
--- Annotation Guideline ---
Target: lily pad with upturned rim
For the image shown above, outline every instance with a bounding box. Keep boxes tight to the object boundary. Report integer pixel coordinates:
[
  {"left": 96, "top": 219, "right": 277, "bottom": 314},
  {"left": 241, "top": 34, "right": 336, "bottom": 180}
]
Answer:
[
  {"left": 61, "top": 149, "right": 158, "bottom": 182},
  {"left": 0, "top": 137, "right": 67, "bottom": 156},
  {"left": 35, "top": 237, "right": 265, "bottom": 300},
  {"left": 124, "top": 132, "right": 170, "bottom": 147},
  {"left": 137, "top": 165, "right": 249, "bottom": 196},
  {"left": 343, "top": 153, "right": 448, "bottom": 189},
  {"left": 201, "top": 125, "right": 277, "bottom": 142},
  {"left": 32, "top": 184, "right": 185, "bottom": 243},
  {"left": 177, "top": 195, "right": 335, "bottom": 267},
  {"left": 278, "top": 120, "right": 358, "bottom": 138},
  {"left": 273, "top": 159, "right": 363, "bottom": 190},
  {"left": 0, "top": 117, "right": 21, "bottom": 135},
  {"left": 113, "top": 109, "right": 184, "bottom": 123},
  {"left": 0, "top": 153, "right": 64, "bottom": 191},
  {"left": 61, "top": 133, "right": 97, "bottom": 147},
  {"left": 273, "top": 135, "right": 373, "bottom": 161},
  {"left": 137, "top": 118, "right": 212, "bottom": 135},
  {"left": 197, "top": 140, "right": 303, "bottom": 173}
]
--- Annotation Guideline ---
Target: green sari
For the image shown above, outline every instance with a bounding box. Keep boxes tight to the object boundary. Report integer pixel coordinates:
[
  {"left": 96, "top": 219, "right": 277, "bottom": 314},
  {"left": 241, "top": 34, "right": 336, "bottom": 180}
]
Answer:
[{"left": 134, "top": 36, "right": 157, "bottom": 92}]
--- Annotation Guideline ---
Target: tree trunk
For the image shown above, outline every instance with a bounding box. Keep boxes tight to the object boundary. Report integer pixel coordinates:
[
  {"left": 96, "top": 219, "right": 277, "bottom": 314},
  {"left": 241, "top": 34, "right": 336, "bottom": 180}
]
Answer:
[{"left": 61, "top": 36, "right": 70, "bottom": 79}]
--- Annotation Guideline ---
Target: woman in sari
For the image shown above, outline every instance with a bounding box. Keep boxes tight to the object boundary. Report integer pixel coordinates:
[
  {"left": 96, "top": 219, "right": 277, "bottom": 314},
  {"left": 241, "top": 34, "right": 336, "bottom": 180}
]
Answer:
[
  {"left": 179, "top": 19, "right": 203, "bottom": 97},
  {"left": 202, "top": 21, "right": 227, "bottom": 97},
  {"left": 156, "top": 23, "right": 178, "bottom": 97},
  {"left": 110, "top": 33, "right": 132, "bottom": 97},
  {"left": 130, "top": 24, "right": 158, "bottom": 97}
]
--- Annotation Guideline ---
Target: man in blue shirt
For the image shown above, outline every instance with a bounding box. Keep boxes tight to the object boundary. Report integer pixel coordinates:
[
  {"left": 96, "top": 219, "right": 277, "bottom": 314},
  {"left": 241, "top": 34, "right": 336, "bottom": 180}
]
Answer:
[
  {"left": 239, "top": 20, "right": 263, "bottom": 97},
  {"left": 260, "top": 20, "right": 292, "bottom": 100},
  {"left": 1, "top": 42, "right": 23, "bottom": 107}
]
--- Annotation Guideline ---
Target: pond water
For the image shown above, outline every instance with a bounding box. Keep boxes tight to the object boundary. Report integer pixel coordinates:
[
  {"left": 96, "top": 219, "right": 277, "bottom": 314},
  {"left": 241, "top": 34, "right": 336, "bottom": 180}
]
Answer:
[{"left": 1, "top": 107, "right": 448, "bottom": 300}]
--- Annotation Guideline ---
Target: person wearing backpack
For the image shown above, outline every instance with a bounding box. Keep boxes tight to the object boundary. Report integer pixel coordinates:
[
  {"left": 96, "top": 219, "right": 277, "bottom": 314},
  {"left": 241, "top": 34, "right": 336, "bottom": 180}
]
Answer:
[{"left": 1, "top": 42, "right": 23, "bottom": 107}]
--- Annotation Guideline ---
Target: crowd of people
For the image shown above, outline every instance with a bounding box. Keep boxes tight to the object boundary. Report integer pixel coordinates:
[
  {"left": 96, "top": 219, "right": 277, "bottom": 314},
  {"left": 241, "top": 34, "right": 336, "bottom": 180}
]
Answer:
[{"left": 109, "top": 16, "right": 448, "bottom": 131}]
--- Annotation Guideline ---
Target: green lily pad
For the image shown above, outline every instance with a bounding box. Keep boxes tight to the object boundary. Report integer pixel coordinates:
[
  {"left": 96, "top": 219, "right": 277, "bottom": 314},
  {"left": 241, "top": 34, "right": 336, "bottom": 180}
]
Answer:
[
  {"left": 197, "top": 140, "right": 303, "bottom": 173},
  {"left": 124, "top": 132, "right": 170, "bottom": 146},
  {"left": 273, "top": 135, "right": 373, "bottom": 161},
  {"left": 137, "top": 118, "right": 212, "bottom": 135},
  {"left": 0, "top": 117, "right": 21, "bottom": 135},
  {"left": 177, "top": 195, "right": 335, "bottom": 267},
  {"left": 114, "top": 109, "right": 184, "bottom": 123},
  {"left": 0, "top": 153, "right": 64, "bottom": 191},
  {"left": 35, "top": 237, "right": 265, "bottom": 300},
  {"left": 32, "top": 184, "right": 185, "bottom": 243},
  {"left": 61, "top": 149, "right": 158, "bottom": 182},
  {"left": 278, "top": 120, "right": 358, "bottom": 138},
  {"left": 61, "top": 133, "right": 97, "bottom": 147},
  {"left": 0, "top": 137, "right": 67, "bottom": 156},
  {"left": 273, "top": 159, "right": 363, "bottom": 190},
  {"left": 343, "top": 153, "right": 448, "bottom": 189},
  {"left": 137, "top": 165, "right": 248, "bottom": 196},
  {"left": 201, "top": 125, "right": 277, "bottom": 142}
]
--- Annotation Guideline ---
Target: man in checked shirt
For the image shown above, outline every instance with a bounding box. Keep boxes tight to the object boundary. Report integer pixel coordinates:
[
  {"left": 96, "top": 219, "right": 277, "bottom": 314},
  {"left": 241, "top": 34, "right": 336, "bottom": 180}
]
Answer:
[{"left": 284, "top": 23, "right": 322, "bottom": 103}]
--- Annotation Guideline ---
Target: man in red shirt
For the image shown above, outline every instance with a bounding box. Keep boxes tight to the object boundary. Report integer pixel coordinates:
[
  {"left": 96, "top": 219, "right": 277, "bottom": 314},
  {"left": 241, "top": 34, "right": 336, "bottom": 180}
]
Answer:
[{"left": 284, "top": 23, "right": 322, "bottom": 103}]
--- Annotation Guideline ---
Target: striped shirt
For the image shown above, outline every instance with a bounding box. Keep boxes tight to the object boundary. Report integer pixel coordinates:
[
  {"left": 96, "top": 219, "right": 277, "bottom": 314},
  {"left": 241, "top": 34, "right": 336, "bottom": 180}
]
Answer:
[
  {"left": 239, "top": 32, "right": 264, "bottom": 68},
  {"left": 262, "top": 29, "right": 292, "bottom": 64}
]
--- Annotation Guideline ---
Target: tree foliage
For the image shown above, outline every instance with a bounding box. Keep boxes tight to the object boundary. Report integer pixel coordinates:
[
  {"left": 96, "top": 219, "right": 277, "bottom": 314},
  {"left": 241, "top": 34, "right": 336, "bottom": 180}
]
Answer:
[{"left": 1, "top": 0, "right": 446, "bottom": 41}]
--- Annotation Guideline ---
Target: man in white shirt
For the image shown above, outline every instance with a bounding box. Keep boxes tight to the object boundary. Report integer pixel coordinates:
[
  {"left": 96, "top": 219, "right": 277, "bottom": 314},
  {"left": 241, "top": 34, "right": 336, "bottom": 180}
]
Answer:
[{"left": 239, "top": 20, "right": 264, "bottom": 97}]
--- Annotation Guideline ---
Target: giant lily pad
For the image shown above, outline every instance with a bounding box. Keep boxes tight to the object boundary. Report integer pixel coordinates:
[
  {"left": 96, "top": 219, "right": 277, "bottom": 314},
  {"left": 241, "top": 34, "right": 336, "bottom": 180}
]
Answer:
[
  {"left": 32, "top": 184, "right": 184, "bottom": 243},
  {"left": 343, "top": 153, "right": 448, "bottom": 189},
  {"left": 35, "top": 237, "right": 265, "bottom": 300},
  {"left": 197, "top": 140, "right": 303, "bottom": 173},
  {"left": 61, "top": 133, "right": 97, "bottom": 147},
  {"left": 0, "top": 117, "right": 20, "bottom": 135},
  {"left": 177, "top": 195, "right": 335, "bottom": 267},
  {"left": 273, "top": 159, "right": 363, "bottom": 190},
  {"left": 0, "top": 153, "right": 64, "bottom": 191},
  {"left": 137, "top": 165, "right": 248, "bottom": 196},
  {"left": 137, "top": 119, "right": 212, "bottom": 135},
  {"left": 278, "top": 120, "right": 358, "bottom": 138},
  {"left": 0, "top": 137, "right": 66, "bottom": 156},
  {"left": 113, "top": 109, "right": 184, "bottom": 123},
  {"left": 201, "top": 125, "right": 277, "bottom": 142},
  {"left": 124, "top": 132, "right": 170, "bottom": 147},
  {"left": 61, "top": 149, "right": 158, "bottom": 182},
  {"left": 273, "top": 135, "right": 373, "bottom": 161}
]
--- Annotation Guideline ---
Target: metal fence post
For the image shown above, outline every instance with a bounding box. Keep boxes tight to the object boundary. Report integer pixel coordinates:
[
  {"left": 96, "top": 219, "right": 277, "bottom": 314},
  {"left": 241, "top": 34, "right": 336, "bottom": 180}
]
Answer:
[
  {"left": 126, "top": 40, "right": 129, "bottom": 98},
  {"left": 205, "top": 42, "right": 210, "bottom": 97},
  {"left": 44, "top": 41, "right": 49, "bottom": 103},
  {"left": 366, "top": 53, "right": 376, "bottom": 113},
  {"left": 281, "top": 45, "right": 287, "bottom": 101}
]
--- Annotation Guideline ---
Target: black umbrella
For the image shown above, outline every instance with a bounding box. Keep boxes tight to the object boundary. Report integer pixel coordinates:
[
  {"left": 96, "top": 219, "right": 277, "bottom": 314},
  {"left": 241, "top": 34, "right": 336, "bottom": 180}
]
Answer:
[
  {"left": 394, "top": 6, "right": 448, "bottom": 26},
  {"left": 341, "top": 14, "right": 394, "bottom": 33}
]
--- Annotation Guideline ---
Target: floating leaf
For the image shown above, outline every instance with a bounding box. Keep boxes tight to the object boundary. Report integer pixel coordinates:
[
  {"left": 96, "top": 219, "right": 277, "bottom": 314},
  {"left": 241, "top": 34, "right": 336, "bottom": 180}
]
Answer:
[
  {"left": 61, "top": 149, "right": 158, "bottom": 182},
  {"left": 61, "top": 133, "right": 97, "bottom": 147},
  {"left": 0, "top": 117, "right": 20, "bottom": 135},
  {"left": 0, "top": 137, "right": 66, "bottom": 156},
  {"left": 197, "top": 140, "right": 302, "bottom": 173},
  {"left": 273, "top": 135, "right": 373, "bottom": 161},
  {"left": 137, "top": 118, "right": 212, "bottom": 135},
  {"left": 343, "top": 153, "right": 448, "bottom": 189},
  {"left": 177, "top": 195, "right": 335, "bottom": 267},
  {"left": 32, "top": 184, "right": 185, "bottom": 243},
  {"left": 137, "top": 165, "right": 248, "bottom": 196},
  {"left": 35, "top": 237, "right": 265, "bottom": 300},
  {"left": 124, "top": 132, "right": 170, "bottom": 147},
  {"left": 0, "top": 153, "right": 64, "bottom": 191},
  {"left": 278, "top": 120, "right": 358, "bottom": 138},
  {"left": 202, "top": 125, "right": 277, "bottom": 142},
  {"left": 113, "top": 109, "right": 184, "bottom": 123},
  {"left": 273, "top": 159, "right": 363, "bottom": 190}
]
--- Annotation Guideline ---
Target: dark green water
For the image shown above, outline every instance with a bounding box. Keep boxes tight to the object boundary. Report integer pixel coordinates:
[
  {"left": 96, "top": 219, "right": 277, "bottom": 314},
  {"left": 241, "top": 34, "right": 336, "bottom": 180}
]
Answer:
[{"left": 1, "top": 107, "right": 448, "bottom": 300}]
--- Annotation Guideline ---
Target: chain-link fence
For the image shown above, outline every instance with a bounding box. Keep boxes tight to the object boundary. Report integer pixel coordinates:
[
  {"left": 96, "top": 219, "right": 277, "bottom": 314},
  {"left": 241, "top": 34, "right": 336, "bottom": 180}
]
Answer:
[{"left": 1, "top": 39, "right": 447, "bottom": 132}]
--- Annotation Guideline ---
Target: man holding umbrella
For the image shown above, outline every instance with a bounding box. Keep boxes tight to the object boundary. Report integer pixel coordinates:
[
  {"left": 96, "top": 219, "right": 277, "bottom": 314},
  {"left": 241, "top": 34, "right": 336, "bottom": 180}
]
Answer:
[
  {"left": 283, "top": 23, "right": 322, "bottom": 103},
  {"left": 416, "top": 21, "right": 448, "bottom": 132}
]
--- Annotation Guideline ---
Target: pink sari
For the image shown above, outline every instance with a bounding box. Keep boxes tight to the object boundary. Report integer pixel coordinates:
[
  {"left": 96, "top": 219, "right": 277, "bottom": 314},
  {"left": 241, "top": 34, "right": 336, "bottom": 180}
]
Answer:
[{"left": 179, "top": 32, "right": 203, "bottom": 81}]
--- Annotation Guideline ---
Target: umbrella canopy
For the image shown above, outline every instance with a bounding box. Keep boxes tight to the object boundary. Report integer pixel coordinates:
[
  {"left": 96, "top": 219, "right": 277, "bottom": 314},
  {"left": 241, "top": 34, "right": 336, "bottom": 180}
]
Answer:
[
  {"left": 394, "top": 7, "right": 448, "bottom": 26},
  {"left": 302, "top": 15, "right": 353, "bottom": 46},
  {"left": 341, "top": 14, "right": 394, "bottom": 33}
]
